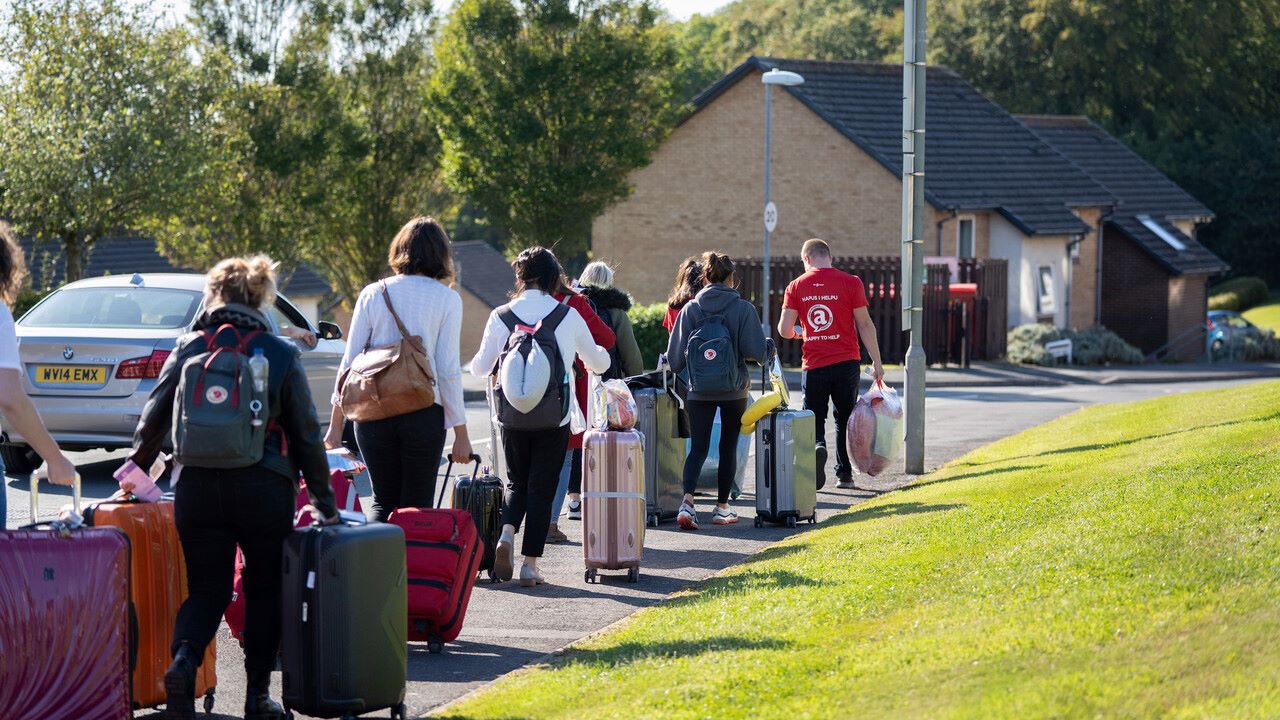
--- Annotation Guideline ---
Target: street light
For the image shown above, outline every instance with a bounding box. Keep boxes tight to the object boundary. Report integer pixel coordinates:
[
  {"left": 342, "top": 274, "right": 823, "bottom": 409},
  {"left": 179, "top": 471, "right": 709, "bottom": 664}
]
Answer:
[
  {"left": 901, "top": 0, "right": 927, "bottom": 474},
  {"left": 761, "top": 68, "right": 804, "bottom": 339}
]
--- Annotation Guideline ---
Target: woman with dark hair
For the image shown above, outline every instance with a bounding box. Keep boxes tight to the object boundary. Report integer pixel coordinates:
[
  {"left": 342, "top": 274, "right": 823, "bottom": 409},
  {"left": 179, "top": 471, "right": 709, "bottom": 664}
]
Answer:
[
  {"left": 470, "top": 247, "right": 609, "bottom": 586},
  {"left": 0, "top": 222, "right": 78, "bottom": 527},
  {"left": 665, "top": 251, "right": 767, "bottom": 531},
  {"left": 324, "top": 216, "right": 471, "bottom": 521},
  {"left": 663, "top": 256, "right": 704, "bottom": 333}
]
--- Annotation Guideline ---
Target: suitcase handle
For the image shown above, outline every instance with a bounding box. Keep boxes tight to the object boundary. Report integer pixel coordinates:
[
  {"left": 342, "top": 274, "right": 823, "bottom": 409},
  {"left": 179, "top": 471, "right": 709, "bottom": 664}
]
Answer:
[
  {"left": 22, "top": 472, "right": 82, "bottom": 531},
  {"left": 439, "top": 453, "right": 483, "bottom": 509}
]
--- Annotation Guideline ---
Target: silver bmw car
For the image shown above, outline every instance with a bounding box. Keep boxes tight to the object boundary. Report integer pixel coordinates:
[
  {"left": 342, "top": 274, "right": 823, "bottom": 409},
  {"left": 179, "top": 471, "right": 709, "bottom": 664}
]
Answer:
[{"left": 2, "top": 273, "right": 345, "bottom": 475}]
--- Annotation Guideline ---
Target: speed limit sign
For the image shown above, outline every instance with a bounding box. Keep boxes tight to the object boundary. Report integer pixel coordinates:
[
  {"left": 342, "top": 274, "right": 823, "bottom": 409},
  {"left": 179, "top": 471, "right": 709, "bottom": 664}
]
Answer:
[{"left": 764, "top": 202, "right": 778, "bottom": 232}]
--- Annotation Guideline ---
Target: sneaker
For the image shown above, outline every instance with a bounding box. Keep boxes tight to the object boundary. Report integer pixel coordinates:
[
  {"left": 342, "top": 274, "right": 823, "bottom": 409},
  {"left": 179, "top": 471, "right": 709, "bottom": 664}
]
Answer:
[
  {"left": 546, "top": 523, "right": 568, "bottom": 544},
  {"left": 518, "top": 563, "right": 546, "bottom": 587},
  {"left": 676, "top": 503, "right": 699, "bottom": 531},
  {"left": 711, "top": 507, "right": 739, "bottom": 525},
  {"left": 493, "top": 538, "right": 514, "bottom": 582},
  {"left": 566, "top": 499, "right": 583, "bottom": 520},
  {"left": 835, "top": 473, "right": 856, "bottom": 490},
  {"left": 815, "top": 444, "right": 828, "bottom": 491}
]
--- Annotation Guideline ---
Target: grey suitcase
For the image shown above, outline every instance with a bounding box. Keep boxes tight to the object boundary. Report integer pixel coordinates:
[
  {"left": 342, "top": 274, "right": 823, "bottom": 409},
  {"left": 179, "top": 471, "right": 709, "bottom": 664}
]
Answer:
[
  {"left": 281, "top": 518, "right": 408, "bottom": 719},
  {"left": 633, "top": 386, "right": 685, "bottom": 526},
  {"left": 754, "top": 408, "right": 817, "bottom": 527}
]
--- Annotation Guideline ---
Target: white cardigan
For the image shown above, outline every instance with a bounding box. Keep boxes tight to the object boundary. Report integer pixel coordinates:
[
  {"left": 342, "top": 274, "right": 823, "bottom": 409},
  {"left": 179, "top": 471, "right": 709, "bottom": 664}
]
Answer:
[
  {"left": 469, "top": 290, "right": 611, "bottom": 427},
  {"left": 334, "top": 275, "right": 466, "bottom": 430}
]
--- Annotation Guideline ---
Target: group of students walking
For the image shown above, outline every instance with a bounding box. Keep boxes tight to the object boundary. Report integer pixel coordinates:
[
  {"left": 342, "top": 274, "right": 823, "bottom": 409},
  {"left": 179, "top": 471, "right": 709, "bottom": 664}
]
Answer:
[{"left": 0, "top": 216, "right": 884, "bottom": 720}]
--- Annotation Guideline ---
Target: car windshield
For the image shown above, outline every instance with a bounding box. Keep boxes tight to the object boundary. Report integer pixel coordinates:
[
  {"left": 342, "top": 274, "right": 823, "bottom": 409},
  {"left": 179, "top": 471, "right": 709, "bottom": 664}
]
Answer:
[{"left": 20, "top": 287, "right": 202, "bottom": 329}]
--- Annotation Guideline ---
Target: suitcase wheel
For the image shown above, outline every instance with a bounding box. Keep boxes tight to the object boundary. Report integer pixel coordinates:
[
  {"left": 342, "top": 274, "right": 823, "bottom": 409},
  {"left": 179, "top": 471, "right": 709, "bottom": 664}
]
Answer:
[
  {"left": 203, "top": 689, "right": 215, "bottom": 714},
  {"left": 428, "top": 639, "right": 444, "bottom": 654},
  {"left": 647, "top": 514, "right": 657, "bottom": 528},
  {"left": 753, "top": 516, "right": 763, "bottom": 528},
  {"left": 786, "top": 516, "right": 797, "bottom": 529},
  {"left": 627, "top": 567, "right": 640, "bottom": 583},
  {"left": 585, "top": 568, "right": 598, "bottom": 584},
  {"left": 391, "top": 702, "right": 408, "bottom": 719}
]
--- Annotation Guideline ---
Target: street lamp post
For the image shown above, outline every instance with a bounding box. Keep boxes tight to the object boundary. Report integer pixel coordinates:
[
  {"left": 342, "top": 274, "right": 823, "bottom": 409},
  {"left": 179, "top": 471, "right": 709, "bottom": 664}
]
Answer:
[
  {"left": 761, "top": 68, "right": 804, "bottom": 338},
  {"left": 901, "top": 0, "right": 927, "bottom": 474}
]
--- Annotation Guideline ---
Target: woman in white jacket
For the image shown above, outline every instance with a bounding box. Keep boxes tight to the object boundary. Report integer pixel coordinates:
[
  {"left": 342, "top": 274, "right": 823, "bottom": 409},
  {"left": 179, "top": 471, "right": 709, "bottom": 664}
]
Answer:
[{"left": 470, "top": 247, "right": 609, "bottom": 587}]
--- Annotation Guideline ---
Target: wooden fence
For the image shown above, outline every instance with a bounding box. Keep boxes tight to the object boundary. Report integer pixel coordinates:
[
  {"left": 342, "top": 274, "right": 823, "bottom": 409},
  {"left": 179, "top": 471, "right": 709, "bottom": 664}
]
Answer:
[{"left": 735, "top": 256, "right": 1007, "bottom": 366}]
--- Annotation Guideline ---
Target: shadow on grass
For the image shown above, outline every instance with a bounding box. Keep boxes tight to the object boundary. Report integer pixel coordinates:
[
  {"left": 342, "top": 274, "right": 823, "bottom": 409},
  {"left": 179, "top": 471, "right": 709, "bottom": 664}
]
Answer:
[
  {"left": 820, "top": 501, "right": 966, "bottom": 531},
  {"left": 955, "top": 411, "right": 1280, "bottom": 469},
  {"left": 902, "top": 464, "right": 1045, "bottom": 493}
]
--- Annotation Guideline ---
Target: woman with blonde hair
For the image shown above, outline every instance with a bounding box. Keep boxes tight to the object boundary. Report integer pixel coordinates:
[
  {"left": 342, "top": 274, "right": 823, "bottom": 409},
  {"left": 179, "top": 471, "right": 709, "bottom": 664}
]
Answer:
[
  {"left": 0, "top": 222, "right": 78, "bottom": 526},
  {"left": 129, "top": 254, "right": 337, "bottom": 720},
  {"left": 324, "top": 217, "right": 471, "bottom": 521}
]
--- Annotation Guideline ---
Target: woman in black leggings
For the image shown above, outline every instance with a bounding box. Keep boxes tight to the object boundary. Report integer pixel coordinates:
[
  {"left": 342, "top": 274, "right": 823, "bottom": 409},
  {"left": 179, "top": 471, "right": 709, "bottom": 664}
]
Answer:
[{"left": 665, "top": 252, "right": 767, "bottom": 530}]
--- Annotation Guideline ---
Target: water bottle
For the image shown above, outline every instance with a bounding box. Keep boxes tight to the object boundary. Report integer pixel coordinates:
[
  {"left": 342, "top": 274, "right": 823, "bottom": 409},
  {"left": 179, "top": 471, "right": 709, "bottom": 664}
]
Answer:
[{"left": 249, "top": 348, "right": 269, "bottom": 393}]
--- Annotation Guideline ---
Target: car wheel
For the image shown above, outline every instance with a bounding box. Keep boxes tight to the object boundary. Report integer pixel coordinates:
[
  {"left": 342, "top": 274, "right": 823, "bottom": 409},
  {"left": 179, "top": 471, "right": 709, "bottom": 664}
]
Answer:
[{"left": 0, "top": 444, "right": 43, "bottom": 477}]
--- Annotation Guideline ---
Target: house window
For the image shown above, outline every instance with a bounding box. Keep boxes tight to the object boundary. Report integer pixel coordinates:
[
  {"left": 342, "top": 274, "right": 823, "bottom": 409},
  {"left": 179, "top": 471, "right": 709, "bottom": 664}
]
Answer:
[
  {"left": 1037, "top": 265, "right": 1056, "bottom": 315},
  {"left": 957, "top": 218, "right": 975, "bottom": 258}
]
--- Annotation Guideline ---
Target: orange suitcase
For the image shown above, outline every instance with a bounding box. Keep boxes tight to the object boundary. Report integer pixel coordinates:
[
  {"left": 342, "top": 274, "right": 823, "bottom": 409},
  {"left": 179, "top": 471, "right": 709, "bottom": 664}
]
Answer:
[
  {"left": 582, "top": 429, "right": 646, "bottom": 583},
  {"left": 85, "top": 496, "right": 218, "bottom": 713}
]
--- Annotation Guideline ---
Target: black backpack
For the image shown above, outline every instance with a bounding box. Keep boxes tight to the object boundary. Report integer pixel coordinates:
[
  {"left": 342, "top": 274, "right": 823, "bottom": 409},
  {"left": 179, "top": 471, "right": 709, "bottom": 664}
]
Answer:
[
  {"left": 583, "top": 295, "right": 624, "bottom": 381},
  {"left": 493, "top": 303, "right": 571, "bottom": 430}
]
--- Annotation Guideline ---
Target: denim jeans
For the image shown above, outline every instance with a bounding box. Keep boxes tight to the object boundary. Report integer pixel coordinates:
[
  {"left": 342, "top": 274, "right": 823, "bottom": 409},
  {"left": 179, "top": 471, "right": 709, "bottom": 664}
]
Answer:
[
  {"left": 549, "top": 448, "right": 583, "bottom": 521},
  {"left": 354, "top": 405, "right": 447, "bottom": 521},
  {"left": 0, "top": 455, "right": 6, "bottom": 529}
]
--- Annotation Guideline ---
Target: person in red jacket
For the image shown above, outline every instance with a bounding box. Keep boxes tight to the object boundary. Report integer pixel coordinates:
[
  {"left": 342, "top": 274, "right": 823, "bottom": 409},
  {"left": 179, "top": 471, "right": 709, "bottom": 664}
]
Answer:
[
  {"left": 548, "top": 276, "right": 615, "bottom": 541},
  {"left": 663, "top": 256, "right": 704, "bottom": 334}
]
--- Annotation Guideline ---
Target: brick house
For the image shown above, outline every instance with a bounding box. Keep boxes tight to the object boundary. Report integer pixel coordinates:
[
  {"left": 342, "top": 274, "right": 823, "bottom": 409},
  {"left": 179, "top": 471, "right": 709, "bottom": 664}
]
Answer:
[
  {"left": 452, "top": 240, "right": 515, "bottom": 360},
  {"left": 593, "top": 57, "right": 1224, "bottom": 356},
  {"left": 1019, "top": 116, "right": 1228, "bottom": 359}
]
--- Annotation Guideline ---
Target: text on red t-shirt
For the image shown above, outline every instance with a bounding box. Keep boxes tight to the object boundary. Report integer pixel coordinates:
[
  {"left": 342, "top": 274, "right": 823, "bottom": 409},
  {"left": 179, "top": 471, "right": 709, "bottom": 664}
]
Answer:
[{"left": 781, "top": 267, "right": 868, "bottom": 370}]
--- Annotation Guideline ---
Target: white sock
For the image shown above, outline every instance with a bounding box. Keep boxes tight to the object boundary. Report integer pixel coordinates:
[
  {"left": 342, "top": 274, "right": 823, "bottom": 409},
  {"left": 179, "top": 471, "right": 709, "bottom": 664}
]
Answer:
[{"left": 499, "top": 529, "right": 514, "bottom": 545}]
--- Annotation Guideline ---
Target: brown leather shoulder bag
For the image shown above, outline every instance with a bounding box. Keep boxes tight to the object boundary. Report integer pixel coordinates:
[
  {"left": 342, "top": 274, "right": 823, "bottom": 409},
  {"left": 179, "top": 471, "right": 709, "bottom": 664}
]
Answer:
[{"left": 339, "top": 282, "right": 436, "bottom": 422}]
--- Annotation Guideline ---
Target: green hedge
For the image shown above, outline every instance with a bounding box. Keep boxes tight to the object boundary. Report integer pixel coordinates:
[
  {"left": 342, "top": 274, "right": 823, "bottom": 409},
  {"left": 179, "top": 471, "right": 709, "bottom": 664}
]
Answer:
[
  {"left": 628, "top": 302, "right": 668, "bottom": 371},
  {"left": 1209, "top": 276, "right": 1270, "bottom": 312},
  {"left": 1006, "top": 324, "right": 1144, "bottom": 366}
]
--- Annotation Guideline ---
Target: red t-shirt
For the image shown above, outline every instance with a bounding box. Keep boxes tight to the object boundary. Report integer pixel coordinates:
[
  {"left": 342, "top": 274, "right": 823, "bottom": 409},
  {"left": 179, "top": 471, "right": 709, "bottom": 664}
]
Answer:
[
  {"left": 782, "top": 267, "right": 868, "bottom": 370},
  {"left": 663, "top": 305, "right": 682, "bottom": 334}
]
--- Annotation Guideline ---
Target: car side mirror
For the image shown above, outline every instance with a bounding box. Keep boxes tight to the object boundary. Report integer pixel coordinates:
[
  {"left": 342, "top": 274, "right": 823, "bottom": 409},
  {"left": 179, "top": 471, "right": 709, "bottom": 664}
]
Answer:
[{"left": 318, "top": 321, "right": 343, "bottom": 341}]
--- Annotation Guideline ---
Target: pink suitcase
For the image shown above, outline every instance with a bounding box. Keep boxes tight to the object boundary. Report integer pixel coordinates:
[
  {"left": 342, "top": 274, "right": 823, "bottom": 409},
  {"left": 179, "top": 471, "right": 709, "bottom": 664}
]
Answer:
[
  {"left": 0, "top": 482, "right": 133, "bottom": 720},
  {"left": 582, "top": 429, "right": 646, "bottom": 583}
]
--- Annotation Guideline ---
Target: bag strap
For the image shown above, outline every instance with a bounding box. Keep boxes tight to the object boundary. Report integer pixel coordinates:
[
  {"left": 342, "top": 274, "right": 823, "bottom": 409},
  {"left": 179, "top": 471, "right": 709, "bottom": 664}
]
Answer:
[
  {"left": 497, "top": 306, "right": 521, "bottom": 333},
  {"left": 380, "top": 281, "right": 414, "bottom": 343},
  {"left": 539, "top": 303, "right": 571, "bottom": 335}
]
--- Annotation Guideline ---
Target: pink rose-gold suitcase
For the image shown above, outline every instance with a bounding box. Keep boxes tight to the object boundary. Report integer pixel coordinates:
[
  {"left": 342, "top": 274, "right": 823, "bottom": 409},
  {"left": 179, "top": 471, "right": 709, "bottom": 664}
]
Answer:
[{"left": 582, "top": 429, "right": 646, "bottom": 583}]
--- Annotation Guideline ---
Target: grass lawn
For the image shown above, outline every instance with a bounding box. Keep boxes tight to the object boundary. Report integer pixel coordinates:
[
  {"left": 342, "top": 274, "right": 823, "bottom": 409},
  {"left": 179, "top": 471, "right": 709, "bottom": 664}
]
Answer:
[
  {"left": 435, "top": 380, "right": 1280, "bottom": 719},
  {"left": 1244, "top": 297, "right": 1280, "bottom": 332}
]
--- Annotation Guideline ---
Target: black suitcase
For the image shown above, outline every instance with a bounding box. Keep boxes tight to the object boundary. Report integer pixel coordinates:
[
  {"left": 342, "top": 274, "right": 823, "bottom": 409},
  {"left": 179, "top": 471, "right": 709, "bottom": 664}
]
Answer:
[
  {"left": 449, "top": 454, "right": 504, "bottom": 582},
  {"left": 280, "top": 518, "right": 407, "bottom": 719}
]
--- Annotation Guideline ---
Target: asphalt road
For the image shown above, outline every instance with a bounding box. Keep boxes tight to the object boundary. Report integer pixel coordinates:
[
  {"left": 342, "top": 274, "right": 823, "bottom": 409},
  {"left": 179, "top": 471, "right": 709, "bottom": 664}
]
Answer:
[{"left": 4, "top": 378, "right": 1269, "bottom": 718}]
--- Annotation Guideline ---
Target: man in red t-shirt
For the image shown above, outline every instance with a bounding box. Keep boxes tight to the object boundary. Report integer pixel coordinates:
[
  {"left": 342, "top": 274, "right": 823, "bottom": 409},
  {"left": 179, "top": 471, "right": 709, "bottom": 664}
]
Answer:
[{"left": 780, "top": 239, "right": 884, "bottom": 489}]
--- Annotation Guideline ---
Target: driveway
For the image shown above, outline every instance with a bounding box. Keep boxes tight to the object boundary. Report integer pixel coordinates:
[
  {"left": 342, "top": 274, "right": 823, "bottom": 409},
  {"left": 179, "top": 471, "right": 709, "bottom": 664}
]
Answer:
[{"left": 4, "top": 378, "right": 1267, "bottom": 718}]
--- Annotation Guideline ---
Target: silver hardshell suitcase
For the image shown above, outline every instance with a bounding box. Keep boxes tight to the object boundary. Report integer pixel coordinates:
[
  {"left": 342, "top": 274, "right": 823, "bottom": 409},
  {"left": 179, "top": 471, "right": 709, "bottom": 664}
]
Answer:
[
  {"left": 627, "top": 359, "right": 686, "bottom": 527},
  {"left": 754, "top": 349, "right": 817, "bottom": 528}
]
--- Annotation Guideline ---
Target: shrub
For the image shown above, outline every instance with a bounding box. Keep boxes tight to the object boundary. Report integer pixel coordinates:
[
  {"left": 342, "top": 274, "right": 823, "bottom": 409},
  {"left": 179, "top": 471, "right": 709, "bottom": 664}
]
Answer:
[
  {"left": 628, "top": 302, "right": 668, "bottom": 371},
  {"left": 1208, "top": 276, "right": 1270, "bottom": 312},
  {"left": 1220, "top": 329, "right": 1280, "bottom": 361},
  {"left": 1005, "top": 324, "right": 1144, "bottom": 366}
]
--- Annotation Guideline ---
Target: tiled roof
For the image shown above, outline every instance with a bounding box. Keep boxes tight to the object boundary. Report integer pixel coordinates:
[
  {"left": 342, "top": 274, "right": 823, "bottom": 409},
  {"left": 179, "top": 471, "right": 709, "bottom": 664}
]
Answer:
[
  {"left": 1020, "top": 115, "right": 1227, "bottom": 275},
  {"left": 452, "top": 241, "right": 513, "bottom": 308},
  {"left": 690, "top": 57, "right": 1116, "bottom": 236},
  {"left": 20, "top": 235, "right": 333, "bottom": 296}
]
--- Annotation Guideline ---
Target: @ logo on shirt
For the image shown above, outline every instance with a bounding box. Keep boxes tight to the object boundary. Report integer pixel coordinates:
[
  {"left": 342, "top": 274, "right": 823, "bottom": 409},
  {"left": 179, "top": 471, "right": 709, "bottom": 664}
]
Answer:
[
  {"left": 704, "top": 348, "right": 718, "bottom": 361},
  {"left": 205, "top": 385, "right": 230, "bottom": 405},
  {"left": 807, "top": 303, "right": 834, "bottom": 333}
]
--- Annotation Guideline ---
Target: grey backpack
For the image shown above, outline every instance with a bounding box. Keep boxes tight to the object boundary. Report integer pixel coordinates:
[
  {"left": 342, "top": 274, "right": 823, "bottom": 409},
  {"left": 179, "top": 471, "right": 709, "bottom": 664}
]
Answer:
[
  {"left": 493, "top": 303, "right": 571, "bottom": 431},
  {"left": 172, "top": 324, "right": 269, "bottom": 468}
]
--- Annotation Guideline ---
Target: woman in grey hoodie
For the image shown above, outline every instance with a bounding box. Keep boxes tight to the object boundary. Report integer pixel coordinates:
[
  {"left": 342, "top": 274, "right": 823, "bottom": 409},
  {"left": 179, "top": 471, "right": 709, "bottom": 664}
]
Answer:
[{"left": 665, "top": 252, "right": 767, "bottom": 530}]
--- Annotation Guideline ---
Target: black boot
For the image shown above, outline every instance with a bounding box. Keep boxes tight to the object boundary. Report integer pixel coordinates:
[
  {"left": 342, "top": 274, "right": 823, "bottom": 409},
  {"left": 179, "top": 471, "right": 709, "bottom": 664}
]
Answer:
[
  {"left": 244, "top": 669, "right": 285, "bottom": 720},
  {"left": 164, "top": 642, "right": 199, "bottom": 720}
]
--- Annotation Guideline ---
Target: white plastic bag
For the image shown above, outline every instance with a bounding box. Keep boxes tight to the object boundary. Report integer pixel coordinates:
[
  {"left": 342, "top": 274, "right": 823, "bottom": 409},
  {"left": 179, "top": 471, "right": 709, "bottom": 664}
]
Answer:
[
  {"left": 846, "top": 376, "right": 905, "bottom": 476},
  {"left": 592, "top": 378, "right": 638, "bottom": 431}
]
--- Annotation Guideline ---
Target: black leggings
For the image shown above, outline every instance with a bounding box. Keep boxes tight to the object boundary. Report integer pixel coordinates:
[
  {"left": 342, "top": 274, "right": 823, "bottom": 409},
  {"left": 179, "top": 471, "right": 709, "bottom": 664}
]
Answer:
[
  {"left": 171, "top": 466, "right": 295, "bottom": 675},
  {"left": 355, "top": 404, "right": 447, "bottom": 522},
  {"left": 682, "top": 398, "right": 749, "bottom": 504},
  {"left": 502, "top": 424, "right": 571, "bottom": 558}
]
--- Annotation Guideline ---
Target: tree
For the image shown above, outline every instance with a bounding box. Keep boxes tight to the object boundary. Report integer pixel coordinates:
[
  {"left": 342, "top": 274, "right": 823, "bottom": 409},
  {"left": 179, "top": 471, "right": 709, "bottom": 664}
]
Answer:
[
  {"left": 303, "top": 0, "right": 446, "bottom": 306},
  {"left": 430, "top": 0, "right": 678, "bottom": 260},
  {"left": 0, "top": 0, "right": 229, "bottom": 282}
]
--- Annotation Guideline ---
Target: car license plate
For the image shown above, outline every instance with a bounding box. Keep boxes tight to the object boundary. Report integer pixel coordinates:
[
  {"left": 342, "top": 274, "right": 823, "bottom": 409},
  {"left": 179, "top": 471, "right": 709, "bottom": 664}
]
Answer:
[{"left": 35, "top": 365, "right": 107, "bottom": 385}]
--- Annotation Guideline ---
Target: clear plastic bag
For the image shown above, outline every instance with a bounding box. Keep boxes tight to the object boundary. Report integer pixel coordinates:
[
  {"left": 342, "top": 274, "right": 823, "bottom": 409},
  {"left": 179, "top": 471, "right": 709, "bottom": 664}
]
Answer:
[
  {"left": 592, "top": 378, "right": 638, "bottom": 431},
  {"left": 847, "top": 377, "right": 905, "bottom": 477}
]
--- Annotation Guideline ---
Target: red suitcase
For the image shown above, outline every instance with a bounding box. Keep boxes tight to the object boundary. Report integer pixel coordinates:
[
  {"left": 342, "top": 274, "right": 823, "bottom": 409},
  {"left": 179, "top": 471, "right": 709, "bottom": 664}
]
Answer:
[
  {"left": 0, "top": 481, "right": 133, "bottom": 720},
  {"left": 582, "top": 429, "right": 646, "bottom": 583},
  {"left": 388, "top": 483, "right": 483, "bottom": 654},
  {"left": 225, "top": 468, "right": 362, "bottom": 642}
]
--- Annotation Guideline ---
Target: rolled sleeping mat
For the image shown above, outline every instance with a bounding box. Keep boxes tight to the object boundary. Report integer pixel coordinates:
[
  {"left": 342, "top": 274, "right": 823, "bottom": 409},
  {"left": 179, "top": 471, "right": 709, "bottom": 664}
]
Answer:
[{"left": 739, "top": 392, "right": 782, "bottom": 435}]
